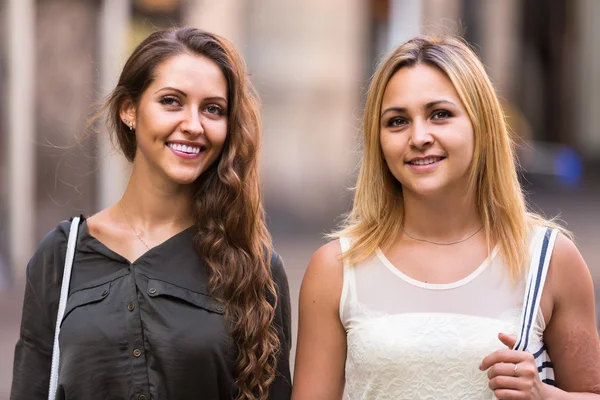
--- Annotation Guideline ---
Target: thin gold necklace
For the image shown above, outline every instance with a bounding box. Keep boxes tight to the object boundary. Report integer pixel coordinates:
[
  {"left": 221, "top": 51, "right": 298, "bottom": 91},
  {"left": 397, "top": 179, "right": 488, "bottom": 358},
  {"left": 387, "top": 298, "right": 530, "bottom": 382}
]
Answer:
[
  {"left": 119, "top": 201, "right": 151, "bottom": 250},
  {"left": 402, "top": 225, "right": 484, "bottom": 246}
]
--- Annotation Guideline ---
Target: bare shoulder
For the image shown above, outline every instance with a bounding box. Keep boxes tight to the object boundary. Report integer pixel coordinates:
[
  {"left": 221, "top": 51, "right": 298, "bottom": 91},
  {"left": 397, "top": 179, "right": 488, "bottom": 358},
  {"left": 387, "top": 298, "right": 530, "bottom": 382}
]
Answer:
[
  {"left": 546, "top": 232, "right": 593, "bottom": 303},
  {"left": 300, "top": 240, "right": 345, "bottom": 311},
  {"left": 303, "top": 240, "right": 344, "bottom": 284}
]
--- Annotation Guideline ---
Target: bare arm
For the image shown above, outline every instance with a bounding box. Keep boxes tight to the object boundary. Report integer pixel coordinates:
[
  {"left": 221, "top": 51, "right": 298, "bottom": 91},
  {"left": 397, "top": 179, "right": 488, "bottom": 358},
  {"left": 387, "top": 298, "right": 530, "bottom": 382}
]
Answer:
[
  {"left": 291, "top": 241, "right": 347, "bottom": 400},
  {"left": 543, "top": 233, "right": 600, "bottom": 399}
]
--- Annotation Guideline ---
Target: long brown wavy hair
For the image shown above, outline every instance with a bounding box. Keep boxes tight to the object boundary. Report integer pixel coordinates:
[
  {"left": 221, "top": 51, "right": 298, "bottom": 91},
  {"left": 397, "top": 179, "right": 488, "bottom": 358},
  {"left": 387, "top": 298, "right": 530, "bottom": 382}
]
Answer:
[{"left": 102, "top": 27, "right": 279, "bottom": 399}]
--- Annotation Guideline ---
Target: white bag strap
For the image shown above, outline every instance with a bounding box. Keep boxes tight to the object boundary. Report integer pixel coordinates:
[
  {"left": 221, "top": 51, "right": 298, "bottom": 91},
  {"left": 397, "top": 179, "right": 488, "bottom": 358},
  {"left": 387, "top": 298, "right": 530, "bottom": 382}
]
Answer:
[
  {"left": 514, "top": 227, "right": 558, "bottom": 352},
  {"left": 48, "top": 217, "right": 80, "bottom": 400}
]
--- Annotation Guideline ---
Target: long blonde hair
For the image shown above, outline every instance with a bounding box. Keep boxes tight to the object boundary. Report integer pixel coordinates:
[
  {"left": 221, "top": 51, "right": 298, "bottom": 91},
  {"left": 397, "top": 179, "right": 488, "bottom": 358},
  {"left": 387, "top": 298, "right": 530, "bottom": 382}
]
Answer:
[{"left": 334, "top": 35, "right": 567, "bottom": 279}]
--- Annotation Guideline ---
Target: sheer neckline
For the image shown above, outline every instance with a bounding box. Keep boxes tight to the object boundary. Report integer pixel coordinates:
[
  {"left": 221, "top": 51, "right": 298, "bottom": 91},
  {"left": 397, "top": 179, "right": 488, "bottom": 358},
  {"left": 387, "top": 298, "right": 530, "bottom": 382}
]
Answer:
[{"left": 375, "top": 245, "right": 500, "bottom": 290}]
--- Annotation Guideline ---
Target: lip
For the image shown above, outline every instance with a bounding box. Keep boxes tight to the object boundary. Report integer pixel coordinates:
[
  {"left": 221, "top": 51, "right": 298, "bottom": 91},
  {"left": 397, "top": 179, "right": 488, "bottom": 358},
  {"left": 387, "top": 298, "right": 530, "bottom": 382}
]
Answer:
[
  {"left": 405, "top": 155, "right": 446, "bottom": 172},
  {"left": 406, "top": 155, "right": 446, "bottom": 164},
  {"left": 166, "top": 140, "right": 206, "bottom": 160}
]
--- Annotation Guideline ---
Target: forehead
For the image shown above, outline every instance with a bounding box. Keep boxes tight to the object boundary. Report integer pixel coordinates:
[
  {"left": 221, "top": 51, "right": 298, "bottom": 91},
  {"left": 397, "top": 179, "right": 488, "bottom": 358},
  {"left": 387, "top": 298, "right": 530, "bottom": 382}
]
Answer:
[
  {"left": 382, "top": 64, "right": 461, "bottom": 107},
  {"left": 149, "top": 53, "right": 227, "bottom": 96}
]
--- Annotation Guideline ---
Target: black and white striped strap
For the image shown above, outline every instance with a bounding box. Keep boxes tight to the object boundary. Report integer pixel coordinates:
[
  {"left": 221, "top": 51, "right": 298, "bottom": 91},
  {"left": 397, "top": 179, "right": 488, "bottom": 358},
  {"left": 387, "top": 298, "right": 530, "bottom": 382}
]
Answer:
[{"left": 515, "top": 227, "right": 558, "bottom": 352}]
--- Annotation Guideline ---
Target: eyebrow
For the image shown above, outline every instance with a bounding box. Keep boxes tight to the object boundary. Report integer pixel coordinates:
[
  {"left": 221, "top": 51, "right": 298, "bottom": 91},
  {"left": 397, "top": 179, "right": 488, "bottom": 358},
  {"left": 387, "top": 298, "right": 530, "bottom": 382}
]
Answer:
[
  {"left": 380, "top": 99, "right": 458, "bottom": 118},
  {"left": 154, "top": 87, "right": 228, "bottom": 104},
  {"left": 155, "top": 87, "right": 187, "bottom": 97}
]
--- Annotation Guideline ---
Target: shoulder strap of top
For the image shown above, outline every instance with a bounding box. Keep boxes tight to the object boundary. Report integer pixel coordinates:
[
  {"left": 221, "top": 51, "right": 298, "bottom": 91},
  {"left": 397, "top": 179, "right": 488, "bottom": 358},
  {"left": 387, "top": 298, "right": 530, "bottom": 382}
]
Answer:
[
  {"left": 339, "top": 236, "right": 351, "bottom": 255},
  {"left": 48, "top": 216, "right": 80, "bottom": 400},
  {"left": 338, "top": 237, "right": 356, "bottom": 323},
  {"left": 514, "top": 227, "right": 559, "bottom": 352}
]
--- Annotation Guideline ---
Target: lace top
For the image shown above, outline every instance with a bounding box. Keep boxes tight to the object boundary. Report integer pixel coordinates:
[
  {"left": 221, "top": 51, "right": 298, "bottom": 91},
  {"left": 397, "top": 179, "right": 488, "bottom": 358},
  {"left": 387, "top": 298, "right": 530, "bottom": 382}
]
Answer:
[{"left": 339, "top": 231, "right": 547, "bottom": 400}]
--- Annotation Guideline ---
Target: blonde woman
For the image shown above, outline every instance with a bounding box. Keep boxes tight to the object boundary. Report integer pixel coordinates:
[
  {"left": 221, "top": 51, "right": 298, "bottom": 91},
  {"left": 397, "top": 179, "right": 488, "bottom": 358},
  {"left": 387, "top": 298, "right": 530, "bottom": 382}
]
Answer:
[{"left": 292, "top": 36, "right": 600, "bottom": 399}]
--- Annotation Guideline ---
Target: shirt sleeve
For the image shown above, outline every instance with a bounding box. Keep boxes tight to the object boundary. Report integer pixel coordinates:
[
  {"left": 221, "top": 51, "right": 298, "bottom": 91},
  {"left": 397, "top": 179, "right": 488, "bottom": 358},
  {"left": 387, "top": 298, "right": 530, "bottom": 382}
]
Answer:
[
  {"left": 268, "top": 251, "right": 293, "bottom": 399},
  {"left": 10, "top": 222, "right": 70, "bottom": 400}
]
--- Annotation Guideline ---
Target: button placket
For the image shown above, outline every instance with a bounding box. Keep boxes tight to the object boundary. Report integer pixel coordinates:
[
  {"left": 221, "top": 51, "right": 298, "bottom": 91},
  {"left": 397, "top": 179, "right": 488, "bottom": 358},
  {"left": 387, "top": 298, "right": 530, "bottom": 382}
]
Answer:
[{"left": 126, "top": 269, "right": 149, "bottom": 400}]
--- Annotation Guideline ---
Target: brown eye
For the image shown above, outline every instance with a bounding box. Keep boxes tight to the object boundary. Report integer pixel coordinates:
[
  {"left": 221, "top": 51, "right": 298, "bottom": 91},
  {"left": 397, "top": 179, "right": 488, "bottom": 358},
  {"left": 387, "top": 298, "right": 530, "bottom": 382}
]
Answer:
[
  {"left": 387, "top": 117, "right": 407, "bottom": 127},
  {"left": 431, "top": 110, "right": 452, "bottom": 119}
]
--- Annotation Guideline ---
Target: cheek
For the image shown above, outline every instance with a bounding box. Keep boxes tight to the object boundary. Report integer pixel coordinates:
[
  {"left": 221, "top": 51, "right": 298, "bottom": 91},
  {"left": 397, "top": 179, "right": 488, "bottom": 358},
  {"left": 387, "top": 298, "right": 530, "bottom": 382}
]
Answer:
[
  {"left": 208, "top": 121, "right": 228, "bottom": 148},
  {"left": 379, "top": 133, "right": 407, "bottom": 166},
  {"left": 138, "top": 108, "right": 178, "bottom": 138}
]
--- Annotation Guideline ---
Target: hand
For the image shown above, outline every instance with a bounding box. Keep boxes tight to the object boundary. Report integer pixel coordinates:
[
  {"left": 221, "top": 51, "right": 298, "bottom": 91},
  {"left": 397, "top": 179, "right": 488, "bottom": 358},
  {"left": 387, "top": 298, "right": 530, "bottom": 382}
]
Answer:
[{"left": 479, "top": 333, "right": 547, "bottom": 399}]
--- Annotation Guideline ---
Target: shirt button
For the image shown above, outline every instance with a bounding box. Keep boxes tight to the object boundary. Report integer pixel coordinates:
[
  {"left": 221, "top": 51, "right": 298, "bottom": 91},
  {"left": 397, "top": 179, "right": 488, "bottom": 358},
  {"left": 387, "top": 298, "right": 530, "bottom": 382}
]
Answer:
[
  {"left": 148, "top": 288, "right": 157, "bottom": 295},
  {"left": 127, "top": 303, "right": 135, "bottom": 311},
  {"left": 138, "top": 395, "right": 147, "bottom": 400},
  {"left": 133, "top": 348, "right": 142, "bottom": 357}
]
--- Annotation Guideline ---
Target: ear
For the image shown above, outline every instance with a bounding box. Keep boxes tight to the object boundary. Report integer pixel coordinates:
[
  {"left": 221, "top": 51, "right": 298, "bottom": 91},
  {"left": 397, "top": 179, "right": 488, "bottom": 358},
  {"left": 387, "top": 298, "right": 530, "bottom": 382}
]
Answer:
[{"left": 119, "top": 98, "right": 136, "bottom": 130}]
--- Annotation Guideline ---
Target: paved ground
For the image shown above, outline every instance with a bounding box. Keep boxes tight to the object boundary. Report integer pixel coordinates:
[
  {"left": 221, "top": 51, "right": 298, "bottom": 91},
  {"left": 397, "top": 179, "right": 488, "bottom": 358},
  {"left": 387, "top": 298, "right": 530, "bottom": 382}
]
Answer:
[{"left": 0, "top": 177, "right": 598, "bottom": 399}]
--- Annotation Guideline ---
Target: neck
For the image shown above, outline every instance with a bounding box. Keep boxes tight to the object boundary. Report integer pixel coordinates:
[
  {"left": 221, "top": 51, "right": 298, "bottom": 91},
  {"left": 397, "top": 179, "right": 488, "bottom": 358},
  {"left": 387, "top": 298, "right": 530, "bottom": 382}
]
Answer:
[
  {"left": 401, "top": 188, "right": 481, "bottom": 243},
  {"left": 119, "top": 162, "right": 194, "bottom": 232}
]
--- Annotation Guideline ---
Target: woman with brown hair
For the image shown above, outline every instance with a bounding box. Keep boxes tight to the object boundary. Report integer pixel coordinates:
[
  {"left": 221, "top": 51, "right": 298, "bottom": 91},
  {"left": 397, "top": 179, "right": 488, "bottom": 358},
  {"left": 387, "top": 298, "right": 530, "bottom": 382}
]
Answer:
[
  {"left": 292, "top": 35, "right": 600, "bottom": 399},
  {"left": 11, "top": 27, "right": 291, "bottom": 400}
]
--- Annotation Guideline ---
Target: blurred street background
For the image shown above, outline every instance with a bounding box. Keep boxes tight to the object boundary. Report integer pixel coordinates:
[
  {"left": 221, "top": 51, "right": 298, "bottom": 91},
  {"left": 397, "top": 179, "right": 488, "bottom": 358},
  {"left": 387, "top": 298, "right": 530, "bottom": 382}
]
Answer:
[{"left": 0, "top": 0, "right": 599, "bottom": 397}]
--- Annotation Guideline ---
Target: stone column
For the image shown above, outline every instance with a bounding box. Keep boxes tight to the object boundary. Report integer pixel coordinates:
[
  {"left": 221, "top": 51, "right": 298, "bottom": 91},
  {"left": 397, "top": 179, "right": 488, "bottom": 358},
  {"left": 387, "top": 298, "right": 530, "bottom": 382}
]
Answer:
[
  {"left": 243, "top": 0, "right": 369, "bottom": 230},
  {"left": 421, "top": 0, "right": 462, "bottom": 36},
  {"left": 34, "top": 0, "right": 100, "bottom": 239},
  {"left": 7, "top": 0, "right": 35, "bottom": 279},
  {"left": 388, "top": 0, "right": 422, "bottom": 48},
  {"left": 97, "top": 0, "right": 131, "bottom": 210},
  {"left": 184, "top": 0, "right": 247, "bottom": 47},
  {"left": 576, "top": 0, "right": 600, "bottom": 158},
  {"left": 479, "top": 0, "right": 521, "bottom": 99}
]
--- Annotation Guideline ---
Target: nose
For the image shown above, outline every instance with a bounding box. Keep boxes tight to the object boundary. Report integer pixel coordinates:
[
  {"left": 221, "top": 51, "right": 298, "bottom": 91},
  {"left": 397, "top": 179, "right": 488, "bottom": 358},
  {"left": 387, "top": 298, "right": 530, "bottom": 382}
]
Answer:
[
  {"left": 181, "top": 109, "right": 204, "bottom": 136},
  {"left": 409, "top": 120, "right": 434, "bottom": 149}
]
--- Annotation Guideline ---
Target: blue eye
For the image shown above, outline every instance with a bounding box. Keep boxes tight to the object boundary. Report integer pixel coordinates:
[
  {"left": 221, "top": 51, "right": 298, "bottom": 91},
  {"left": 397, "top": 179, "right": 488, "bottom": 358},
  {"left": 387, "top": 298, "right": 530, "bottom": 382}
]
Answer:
[
  {"left": 206, "top": 105, "right": 224, "bottom": 115},
  {"left": 160, "top": 96, "right": 181, "bottom": 107}
]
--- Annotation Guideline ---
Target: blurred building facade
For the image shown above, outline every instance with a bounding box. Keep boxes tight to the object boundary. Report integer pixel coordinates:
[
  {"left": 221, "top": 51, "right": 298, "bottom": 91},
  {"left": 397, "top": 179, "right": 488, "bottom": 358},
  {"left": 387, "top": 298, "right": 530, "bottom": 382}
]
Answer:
[
  {"left": 1, "top": 1, "right": 600, "bottom": 396},
  {"left": 1, "top": 0, "right": 599, "bottom": 279}
]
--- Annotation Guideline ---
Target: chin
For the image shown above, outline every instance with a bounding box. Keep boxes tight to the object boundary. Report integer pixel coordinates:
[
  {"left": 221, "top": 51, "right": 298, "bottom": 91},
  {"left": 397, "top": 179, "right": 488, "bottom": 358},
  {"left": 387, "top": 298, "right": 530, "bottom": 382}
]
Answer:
[
  {"left": 402, "top": 180, "right": 448, "bottom": 197},
  {"left": 164, "top": 168, "right": 206, "bottom": 186}
]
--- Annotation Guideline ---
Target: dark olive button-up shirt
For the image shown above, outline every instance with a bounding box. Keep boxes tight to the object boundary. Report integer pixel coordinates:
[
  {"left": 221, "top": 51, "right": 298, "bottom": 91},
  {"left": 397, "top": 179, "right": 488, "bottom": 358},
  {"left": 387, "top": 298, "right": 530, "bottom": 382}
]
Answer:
[{"left": 11, "top": 218, "right": 292, "bottom": 399}]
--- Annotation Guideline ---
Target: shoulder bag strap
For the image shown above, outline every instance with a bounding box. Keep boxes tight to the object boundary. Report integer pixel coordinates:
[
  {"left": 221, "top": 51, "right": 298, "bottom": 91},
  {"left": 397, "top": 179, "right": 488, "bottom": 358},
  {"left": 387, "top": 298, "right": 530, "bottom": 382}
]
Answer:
[
  {"left": 48, "top": 216, "right": 80, "bottom": 400},
  {"left": 514, "top": 227, "right": 558, "bottom": 352}
]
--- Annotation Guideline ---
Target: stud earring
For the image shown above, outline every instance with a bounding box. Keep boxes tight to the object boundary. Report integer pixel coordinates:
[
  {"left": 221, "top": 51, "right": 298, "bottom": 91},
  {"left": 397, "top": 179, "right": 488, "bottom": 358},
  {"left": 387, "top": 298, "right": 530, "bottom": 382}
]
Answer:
[{"left": 123, "top": 119, "right": 134, "bottom": 132}]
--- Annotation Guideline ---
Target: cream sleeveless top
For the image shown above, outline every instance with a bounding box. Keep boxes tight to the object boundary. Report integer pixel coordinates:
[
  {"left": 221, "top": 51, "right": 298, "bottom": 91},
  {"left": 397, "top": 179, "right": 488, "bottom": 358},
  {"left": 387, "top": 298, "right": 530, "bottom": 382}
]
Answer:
[{"left": 339, "top": 228, "right": 551, "bottom": 399}]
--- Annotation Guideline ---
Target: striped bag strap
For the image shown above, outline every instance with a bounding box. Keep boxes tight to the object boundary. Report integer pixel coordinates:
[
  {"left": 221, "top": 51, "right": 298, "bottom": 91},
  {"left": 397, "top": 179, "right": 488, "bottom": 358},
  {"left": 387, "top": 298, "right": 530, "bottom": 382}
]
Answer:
[
  {"left": 48, "top": 216, "right": 81, "bottom": 400},
  {"left": 514, "top": 227, "right": 558, "bottom": 352}
]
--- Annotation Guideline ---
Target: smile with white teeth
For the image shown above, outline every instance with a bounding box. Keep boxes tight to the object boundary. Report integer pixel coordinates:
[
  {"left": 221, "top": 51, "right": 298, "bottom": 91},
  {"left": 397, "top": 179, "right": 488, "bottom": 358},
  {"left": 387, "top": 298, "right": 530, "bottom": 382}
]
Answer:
[
  {"left": 408, "top": 156, "right": 444, "bottom": 166},
  {"left": 167, "top": 143, "right": 202, "bottom": 154}
]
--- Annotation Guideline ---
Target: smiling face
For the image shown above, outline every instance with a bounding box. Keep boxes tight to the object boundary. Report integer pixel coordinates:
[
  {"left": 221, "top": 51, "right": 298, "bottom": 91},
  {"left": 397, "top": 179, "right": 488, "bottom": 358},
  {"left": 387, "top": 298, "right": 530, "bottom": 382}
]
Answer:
[
  {"left": 379, "top": 63, "right": 475, "bottom": 198},
  {"left": 121, "top": 53, "right": 228, "bottom": 186}
]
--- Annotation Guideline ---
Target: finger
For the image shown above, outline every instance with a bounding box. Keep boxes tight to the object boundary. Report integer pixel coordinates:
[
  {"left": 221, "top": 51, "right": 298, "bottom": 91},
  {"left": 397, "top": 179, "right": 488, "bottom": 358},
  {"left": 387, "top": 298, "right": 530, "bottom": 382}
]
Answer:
[
  {"left": 487, "top": 362, "right": 518, "bottom": 379},
  {"left": 480, "top": 350, "right": 533, "bottom": 371},
  {"left": 489, "top": 375, "right": 530, "bottom": 392},
  {"left": 498, "top": 332, "right": 517, "bottom": 350},
  {"left": 492, "top": 388, "right": 528, "bottom": 399}
]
